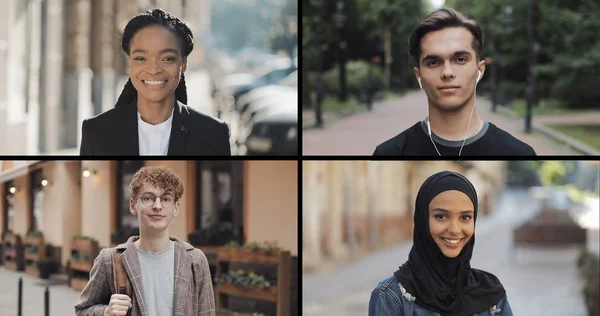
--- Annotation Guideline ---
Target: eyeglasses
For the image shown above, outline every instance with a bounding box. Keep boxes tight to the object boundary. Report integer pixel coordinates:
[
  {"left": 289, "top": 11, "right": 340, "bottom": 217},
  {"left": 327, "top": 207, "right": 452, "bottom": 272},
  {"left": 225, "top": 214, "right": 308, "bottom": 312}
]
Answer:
[{"left": 139, "top": 193, "right": 175, "bottom": 207}]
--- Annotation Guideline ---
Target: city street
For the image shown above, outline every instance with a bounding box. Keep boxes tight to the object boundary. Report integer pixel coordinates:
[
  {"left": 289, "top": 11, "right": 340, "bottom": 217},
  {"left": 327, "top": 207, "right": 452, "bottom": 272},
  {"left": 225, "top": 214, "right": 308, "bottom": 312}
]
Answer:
[
  {"left": 0, "top": 269, "right": 80, "bottom": 315},
  {"left": 303, "top": 188, "right": 598, "bottom": 316},
  {"left": 303, "top": 91, "right": 589, "bottom": 156}
]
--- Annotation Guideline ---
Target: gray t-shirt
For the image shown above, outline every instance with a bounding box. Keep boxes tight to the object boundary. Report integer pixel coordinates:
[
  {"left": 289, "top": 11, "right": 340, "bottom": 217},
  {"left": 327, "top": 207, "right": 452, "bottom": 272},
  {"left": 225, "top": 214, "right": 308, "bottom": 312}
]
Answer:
[{"left": 135, "top": 240, "right": 175, "bottom": 316}]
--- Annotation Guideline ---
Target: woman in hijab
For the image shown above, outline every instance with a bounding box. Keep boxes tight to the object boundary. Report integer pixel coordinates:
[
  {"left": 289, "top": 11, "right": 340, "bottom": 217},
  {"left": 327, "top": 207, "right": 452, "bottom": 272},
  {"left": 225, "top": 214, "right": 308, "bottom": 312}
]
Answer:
[{"left": 368, "top": 170, "right": 513, "bottom": 316}]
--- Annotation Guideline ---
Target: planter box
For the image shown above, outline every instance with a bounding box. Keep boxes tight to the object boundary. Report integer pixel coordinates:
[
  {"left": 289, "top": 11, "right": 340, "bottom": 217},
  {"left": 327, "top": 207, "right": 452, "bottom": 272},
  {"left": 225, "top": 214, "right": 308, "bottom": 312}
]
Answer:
[
  {"left": 71, "top": 278, "right": 89, "bottom": 291},
  {"left": 218, "top": 248, "right": 279, "bottom": 265},
  {"left": 217, "top": 309, "right": 261, "bottom": 316},
  {"left": 26, "top": 265, "right": 40, "bottom": 278},
  {"left": 513, "top": 209, "right": 587, "bottom": 246},
  {"left": 72, "top": 239, "right": 99, "bottom": 254},
  {"left": 4, "top": 260, "right": 20, "bottom": 271},
  {"left": 71, "top": 238, "right": 100, "bottom": 273},
  {"left": 217, "top": 283, "right": 278, "bottom": 302},
  {"left": 3, "top": 234, "right": 24, "bottom": 271},
  {"left": 70, "top": 260, "right": 93, "bottom": 272}
]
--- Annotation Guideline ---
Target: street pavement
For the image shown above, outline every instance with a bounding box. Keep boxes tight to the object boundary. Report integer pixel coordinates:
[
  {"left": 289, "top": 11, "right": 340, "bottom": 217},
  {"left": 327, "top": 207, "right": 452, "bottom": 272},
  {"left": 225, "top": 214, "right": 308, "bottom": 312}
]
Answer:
[
  {"left": 0, "top": 268, "right": 81, "bottom": 315},
  {"left": 302, "top": 91, "right": 588, "bottom": 155},
  {"left": 303, "top": 188, "right": 598, "bottom": 316}
]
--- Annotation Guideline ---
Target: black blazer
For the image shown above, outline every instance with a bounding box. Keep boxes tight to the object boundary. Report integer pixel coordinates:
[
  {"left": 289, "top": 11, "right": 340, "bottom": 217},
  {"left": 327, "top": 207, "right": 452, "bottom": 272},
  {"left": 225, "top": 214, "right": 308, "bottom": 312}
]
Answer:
[{"left": 80, "top": 100, "right": 231, "bottom": 156}]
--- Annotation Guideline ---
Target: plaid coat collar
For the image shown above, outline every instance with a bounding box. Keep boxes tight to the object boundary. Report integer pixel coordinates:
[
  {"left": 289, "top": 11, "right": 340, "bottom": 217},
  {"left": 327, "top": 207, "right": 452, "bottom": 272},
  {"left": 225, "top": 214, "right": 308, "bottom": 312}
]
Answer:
[{"left": 115, "top": 236, "right": 196, "bottom": 316}]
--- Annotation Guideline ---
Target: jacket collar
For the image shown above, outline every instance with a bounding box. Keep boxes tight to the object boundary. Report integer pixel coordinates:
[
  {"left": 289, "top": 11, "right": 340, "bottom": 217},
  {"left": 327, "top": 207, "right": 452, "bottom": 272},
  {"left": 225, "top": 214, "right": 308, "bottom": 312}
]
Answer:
[
  {"left": 115, "top": 235, "right": 195, "bottom": 316},
  {"left": 121, "top": 99, "right": 191, "bottom": 156},
  {"left": 167, "top": 100, "right": 191, "bottom": 155}
]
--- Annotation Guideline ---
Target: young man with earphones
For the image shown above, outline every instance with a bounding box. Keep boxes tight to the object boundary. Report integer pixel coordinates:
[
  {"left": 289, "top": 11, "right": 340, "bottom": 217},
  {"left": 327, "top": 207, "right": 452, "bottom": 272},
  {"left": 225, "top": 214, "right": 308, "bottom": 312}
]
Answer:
[{"left": 374, "top": 8, "right": 536, "bottom": 156}]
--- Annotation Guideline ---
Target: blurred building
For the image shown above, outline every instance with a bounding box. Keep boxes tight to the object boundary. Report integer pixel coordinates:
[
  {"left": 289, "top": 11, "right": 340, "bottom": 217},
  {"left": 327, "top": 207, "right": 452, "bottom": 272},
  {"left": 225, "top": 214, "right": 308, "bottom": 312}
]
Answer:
[
  {"left": 0, "top": 0, "right": 211, "bottom": 155},
  {"left": 302, "top": 161, "right": 507, "bottom": 271},
  {"left": 0, "top": 160, "right": 298, "bottom": 269}
]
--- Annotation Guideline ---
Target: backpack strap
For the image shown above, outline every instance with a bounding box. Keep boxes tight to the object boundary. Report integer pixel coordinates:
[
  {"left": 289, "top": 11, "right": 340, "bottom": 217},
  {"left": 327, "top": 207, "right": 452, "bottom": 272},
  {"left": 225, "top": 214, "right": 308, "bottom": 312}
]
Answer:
[{"left": 111, "top": 248, "right": 132, "bottom": 297}]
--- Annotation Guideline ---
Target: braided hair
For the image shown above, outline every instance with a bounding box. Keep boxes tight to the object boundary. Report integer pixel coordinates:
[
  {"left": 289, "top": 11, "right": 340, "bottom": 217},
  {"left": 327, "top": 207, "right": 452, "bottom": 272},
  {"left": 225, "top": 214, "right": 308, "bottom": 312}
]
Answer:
[{"left": 115, "top": 8, "right": 193, "bottom": 107}]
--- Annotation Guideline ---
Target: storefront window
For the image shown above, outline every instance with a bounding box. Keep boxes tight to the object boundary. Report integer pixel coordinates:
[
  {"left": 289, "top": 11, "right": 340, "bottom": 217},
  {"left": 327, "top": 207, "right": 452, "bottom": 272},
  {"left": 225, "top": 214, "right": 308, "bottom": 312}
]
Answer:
[
  {"left": 30, "top": 170, "right": 44, "bottom": 232},
  {"left": 116, "top": 161, "right": 143, "bottom": 242},
  {"left": 195, "top": 161, "right": 244, "bottom": 246},
  {"left": 3, "top": 180, "right": 15, "bottom": 236}
]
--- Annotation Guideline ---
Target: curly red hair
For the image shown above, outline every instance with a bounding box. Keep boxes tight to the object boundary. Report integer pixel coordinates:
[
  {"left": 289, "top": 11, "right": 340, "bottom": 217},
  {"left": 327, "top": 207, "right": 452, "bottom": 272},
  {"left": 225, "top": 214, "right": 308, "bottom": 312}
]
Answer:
[{"left": 129, "top": 166, "right": 184, "bottom": 201}]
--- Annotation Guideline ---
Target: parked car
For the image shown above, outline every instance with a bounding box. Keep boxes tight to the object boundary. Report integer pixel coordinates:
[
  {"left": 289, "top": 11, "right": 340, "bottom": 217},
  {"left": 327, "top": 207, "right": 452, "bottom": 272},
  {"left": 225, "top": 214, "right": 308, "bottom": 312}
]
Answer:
[
  {"left": 235, "top": 70, "right": 297, "bottom": 113},
  {"left": 243, "top": 101, "right": 297, "bottom": 156},
  {"left": 223, "top": 65, "right": 297, "bottom": 101},
  {"left": 235, "top": 88, "right": 297, "bottom": 149}
]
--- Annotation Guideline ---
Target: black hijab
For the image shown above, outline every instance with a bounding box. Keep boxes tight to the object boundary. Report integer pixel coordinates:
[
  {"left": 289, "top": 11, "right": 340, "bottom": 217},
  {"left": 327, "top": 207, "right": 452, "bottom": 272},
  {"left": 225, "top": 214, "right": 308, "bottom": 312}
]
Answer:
[{"left": 394, "top": 171, "right": 506, "bottom": 316}]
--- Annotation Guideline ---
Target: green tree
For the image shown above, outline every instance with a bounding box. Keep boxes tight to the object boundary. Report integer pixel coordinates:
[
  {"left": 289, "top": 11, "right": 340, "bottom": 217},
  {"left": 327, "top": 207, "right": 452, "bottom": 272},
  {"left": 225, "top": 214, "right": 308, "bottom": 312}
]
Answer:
[
  {"left": 302, "top": 0, "right": 427, "bottom": 101},
  {"left": 537, "top": 161, "right": 575, "bottom": 186},
  {"left": 444, "top": 0, "right": 600, "bottom": 108}
]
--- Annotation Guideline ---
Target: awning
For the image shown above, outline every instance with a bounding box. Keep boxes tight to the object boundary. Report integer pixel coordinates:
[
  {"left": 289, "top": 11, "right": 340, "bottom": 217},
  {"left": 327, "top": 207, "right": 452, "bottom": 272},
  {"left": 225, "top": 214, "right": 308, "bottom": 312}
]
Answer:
[{"left": 0, "top": 161, "right": 41, "bottom": 182}]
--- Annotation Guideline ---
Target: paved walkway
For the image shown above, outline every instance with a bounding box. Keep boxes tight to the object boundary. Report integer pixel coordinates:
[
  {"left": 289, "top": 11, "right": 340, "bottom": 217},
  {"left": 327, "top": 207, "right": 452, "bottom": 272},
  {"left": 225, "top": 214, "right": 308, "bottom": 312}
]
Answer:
[
  {"left": 0, "top": 269, "right": 81, "bottom": 315},
  {"left": 303, "top": 189, "right": 598, "bottom": 316},
  {"left": 535, "top": 112, "right": 600, "bottom": 125},
  {"left": 302, "top": 91, "right": 586, "bottom": 155}
]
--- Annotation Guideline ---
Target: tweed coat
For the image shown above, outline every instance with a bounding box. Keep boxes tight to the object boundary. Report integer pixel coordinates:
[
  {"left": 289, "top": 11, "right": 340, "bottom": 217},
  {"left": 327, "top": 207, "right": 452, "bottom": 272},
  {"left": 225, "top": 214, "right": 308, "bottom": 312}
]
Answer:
[{"left": 74, "top": 236, "right": 215, "bottom": 316}]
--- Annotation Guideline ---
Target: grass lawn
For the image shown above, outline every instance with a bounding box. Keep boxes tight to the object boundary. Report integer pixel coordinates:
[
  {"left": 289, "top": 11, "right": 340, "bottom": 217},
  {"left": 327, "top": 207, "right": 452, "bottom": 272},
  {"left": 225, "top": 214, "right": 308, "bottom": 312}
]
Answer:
[
  {"left": 508, "top": 98, "right": 598, "bottom": 117},
  {"left": 323, "top": 96, "right": 361, "bottom": 113},
  {"left": 310, "top": 91, "right": 396, "bottom": 114},
  {"left": 547, "top": 124, "right": 600, "bottom": 150}
]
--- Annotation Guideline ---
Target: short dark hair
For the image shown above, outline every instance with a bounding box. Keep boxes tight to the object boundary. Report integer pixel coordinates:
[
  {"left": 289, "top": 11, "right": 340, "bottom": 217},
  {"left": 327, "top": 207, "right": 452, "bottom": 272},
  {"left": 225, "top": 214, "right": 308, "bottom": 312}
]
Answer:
[
  {"left": 409, "top": 8, "right": 483, "bottom": 67},
  {"left": 116, "top": 8, "right": 194, "bottom": 107}
]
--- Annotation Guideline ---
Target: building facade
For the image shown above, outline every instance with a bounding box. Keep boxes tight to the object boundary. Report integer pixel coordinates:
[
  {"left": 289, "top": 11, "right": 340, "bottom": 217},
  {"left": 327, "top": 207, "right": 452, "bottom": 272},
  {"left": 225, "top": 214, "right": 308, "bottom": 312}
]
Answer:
[
  {"left": 0, "top": 160, "right": 298, "bottom": 269},
  {"left": 0, "top": 0, "right": 211, "bottom": 154},
  {"left": 302, "top": 161, "right": 507, "bottom": 271}
]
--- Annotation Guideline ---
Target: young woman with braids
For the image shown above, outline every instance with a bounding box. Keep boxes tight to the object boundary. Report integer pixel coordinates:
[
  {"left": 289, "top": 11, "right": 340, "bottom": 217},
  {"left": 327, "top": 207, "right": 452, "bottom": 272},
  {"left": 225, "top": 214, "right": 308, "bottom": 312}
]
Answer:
[{"left": 80, "top": 8, "right": 231, "bottom": 156}]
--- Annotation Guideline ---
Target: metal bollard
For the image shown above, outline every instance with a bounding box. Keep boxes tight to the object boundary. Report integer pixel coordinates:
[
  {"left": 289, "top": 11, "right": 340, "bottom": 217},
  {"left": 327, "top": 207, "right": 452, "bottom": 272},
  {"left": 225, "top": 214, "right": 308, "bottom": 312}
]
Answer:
[
  {"left": 44, "top": 286, "right": 49, "bottom": 316},
  {"left": 44, "top": 285, "right": 50, "bottom": 316},
  {"left": 17, "top": 277, "right": 22, "bottom": 316}
]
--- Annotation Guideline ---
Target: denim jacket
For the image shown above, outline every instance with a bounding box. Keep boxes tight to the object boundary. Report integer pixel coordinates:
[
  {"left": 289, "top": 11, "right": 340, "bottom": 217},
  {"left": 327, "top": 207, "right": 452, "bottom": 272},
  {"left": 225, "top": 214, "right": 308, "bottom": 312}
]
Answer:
[{"left": 369, "top": 275, "right": 513, "bottom": 316}]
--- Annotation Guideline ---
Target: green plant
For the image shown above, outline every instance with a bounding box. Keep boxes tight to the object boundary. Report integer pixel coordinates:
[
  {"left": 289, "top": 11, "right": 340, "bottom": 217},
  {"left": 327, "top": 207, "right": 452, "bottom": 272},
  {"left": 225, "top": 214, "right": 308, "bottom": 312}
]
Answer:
[
  {"left": 578, "top": 249, "right": 592, "bottom": 270},
  {"left": 215, "top": 269, "right": 273, "bottom": 290},
  {"left": 225, "top": 241, "right": 241, "bottom": 248},
  {"left": 226, "top": 240, "right": 281, "bottom": 253},
  {"left": 577, "top": 249, "right": 600, "bottom": 315},
  {"left": 243, "top": 241, "right": 262, "bottom": 251},
  {"left": 73, "top": 235, "right": 92, "bottom": 241},
  {"left": 26, "top": 230, "right": 43, "bottom": 238},
  {"left": 263, "top": 241, "right": 280, "bottom": 253}
]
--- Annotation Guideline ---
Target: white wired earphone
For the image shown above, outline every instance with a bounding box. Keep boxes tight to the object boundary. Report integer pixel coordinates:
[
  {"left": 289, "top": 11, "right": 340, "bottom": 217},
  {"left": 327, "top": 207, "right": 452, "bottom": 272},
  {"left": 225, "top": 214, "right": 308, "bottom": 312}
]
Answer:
[{"left": 419, "top": 70, "right": 482, "bottom": 156}]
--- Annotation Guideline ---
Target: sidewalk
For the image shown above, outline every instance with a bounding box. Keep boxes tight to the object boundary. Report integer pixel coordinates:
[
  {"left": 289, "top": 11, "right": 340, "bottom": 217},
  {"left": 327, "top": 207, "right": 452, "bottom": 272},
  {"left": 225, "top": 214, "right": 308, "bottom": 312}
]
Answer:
[
  {"left": 302, "top": 91, "right": 585, "bottom": 155},
  {"left": 303, "top": 189, "right": 597, "bottom": 316},
  {"left": 0, "top": 268, "right": 81, "bottom": 315}
]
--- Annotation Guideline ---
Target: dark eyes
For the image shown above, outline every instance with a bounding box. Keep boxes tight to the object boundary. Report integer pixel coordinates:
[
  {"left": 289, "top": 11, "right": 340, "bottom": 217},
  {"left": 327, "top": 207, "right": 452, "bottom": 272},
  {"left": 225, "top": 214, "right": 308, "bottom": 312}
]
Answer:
[
  {"left": 133, "top": 56, "right": 176, "bottom": 62},
  {"left": 426, "top": 57, "right": 468, "bottom": 66},
  {"left": 434, "top": 214, "right": 472, "bottom": 220}
]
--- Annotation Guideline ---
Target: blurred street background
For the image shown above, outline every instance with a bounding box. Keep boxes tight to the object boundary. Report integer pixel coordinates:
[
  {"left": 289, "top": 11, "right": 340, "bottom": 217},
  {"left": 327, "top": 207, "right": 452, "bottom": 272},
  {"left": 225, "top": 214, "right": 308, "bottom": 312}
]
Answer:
[
  {"left": 302, "top": 160, "right": 600, "bottom": 315},
  {"left": 302, "top": 0, "right": 600, "bottom": 155},
  {"left": 0, "top": 0, "right": 298, "bottom": 155}
]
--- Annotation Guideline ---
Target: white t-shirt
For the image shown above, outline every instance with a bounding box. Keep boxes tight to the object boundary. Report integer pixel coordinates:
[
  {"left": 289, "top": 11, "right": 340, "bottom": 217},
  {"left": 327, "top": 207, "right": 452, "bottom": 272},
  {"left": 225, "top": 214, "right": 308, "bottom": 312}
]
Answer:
[{"left": 137, "top": 108, "right": 174, "bottom": 155}]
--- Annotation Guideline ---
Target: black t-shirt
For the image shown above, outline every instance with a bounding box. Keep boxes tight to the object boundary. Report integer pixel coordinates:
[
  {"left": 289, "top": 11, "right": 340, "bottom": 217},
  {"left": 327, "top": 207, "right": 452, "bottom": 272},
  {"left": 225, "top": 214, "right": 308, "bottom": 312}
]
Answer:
[{"left": 373, "top": 121, "right": 536, "bottom": 156}]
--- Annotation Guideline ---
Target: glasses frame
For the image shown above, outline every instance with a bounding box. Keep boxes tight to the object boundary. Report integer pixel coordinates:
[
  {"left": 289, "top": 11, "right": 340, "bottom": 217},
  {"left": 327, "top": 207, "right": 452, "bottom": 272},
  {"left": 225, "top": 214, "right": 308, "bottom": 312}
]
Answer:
[{"left": 138, "top": 193, "right": 176, "bottom": 207}]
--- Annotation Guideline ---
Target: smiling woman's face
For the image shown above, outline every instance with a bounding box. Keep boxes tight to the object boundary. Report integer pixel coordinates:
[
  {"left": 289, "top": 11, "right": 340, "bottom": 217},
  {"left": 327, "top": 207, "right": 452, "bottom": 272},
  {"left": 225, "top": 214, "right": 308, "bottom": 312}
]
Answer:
[
  {"left": 428, "top": 190, "right": 475, "bottom": 258},
  {"left": 128, "top": 25, "right": 187, "bottom": 104}
]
